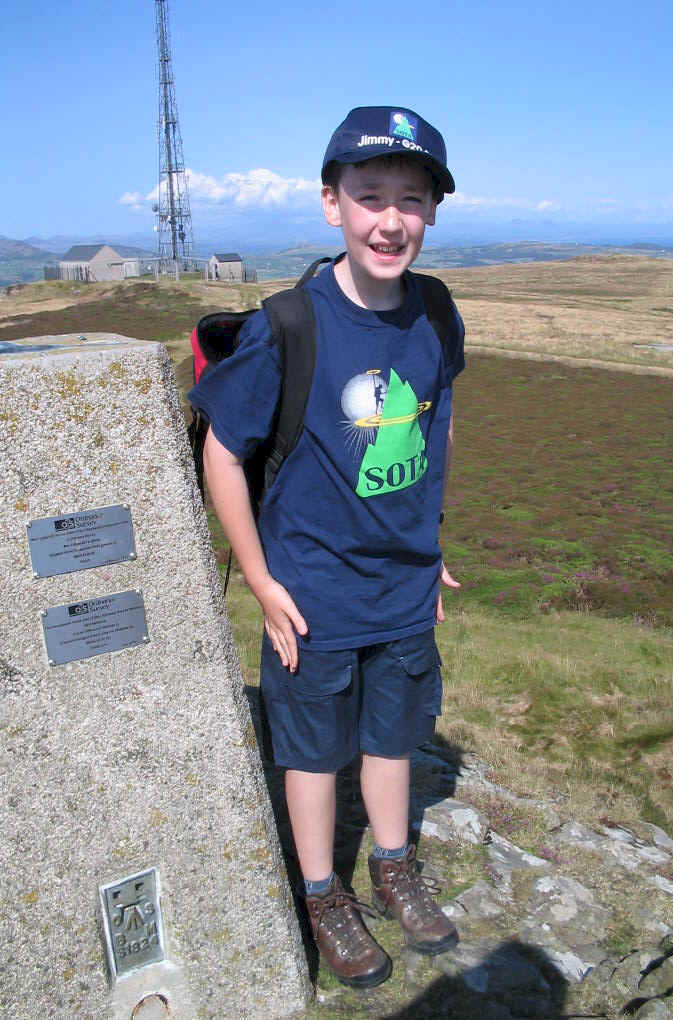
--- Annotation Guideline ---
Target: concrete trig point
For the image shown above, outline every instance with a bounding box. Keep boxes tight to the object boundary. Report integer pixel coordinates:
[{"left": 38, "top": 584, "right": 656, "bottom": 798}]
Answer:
[{"left": 0, "top": 335, "right": 309, "bottom": 1019}]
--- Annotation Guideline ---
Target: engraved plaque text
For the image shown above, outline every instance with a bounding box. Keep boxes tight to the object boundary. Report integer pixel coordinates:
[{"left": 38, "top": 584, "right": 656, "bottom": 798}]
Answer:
[
  {"left": 41, "top": 590, "right": 149, "bottom": 666},
  {"left": 99, "top": 868, "right": 165, "bottom": 979},
  {"left": 27, "top": 504, "right": 136, "bottom": 578}
]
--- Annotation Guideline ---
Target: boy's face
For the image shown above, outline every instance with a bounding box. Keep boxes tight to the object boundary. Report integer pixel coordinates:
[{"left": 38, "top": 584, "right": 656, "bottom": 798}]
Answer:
[{"left": 322, "top": 159, "right": 437, "bottom": 287}]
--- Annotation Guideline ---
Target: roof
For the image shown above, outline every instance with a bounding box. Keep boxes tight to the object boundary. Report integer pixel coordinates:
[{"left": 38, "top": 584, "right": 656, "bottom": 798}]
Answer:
[
  {"left": 213, "top": 252, "right": 242, "bottom": 263},
  {"left": 60, "top": 244, "right": 117, "bottom": 262}
]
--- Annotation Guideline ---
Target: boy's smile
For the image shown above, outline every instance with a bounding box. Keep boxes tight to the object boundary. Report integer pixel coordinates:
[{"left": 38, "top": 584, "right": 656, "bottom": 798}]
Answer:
[{"left": 322, "top": 160, "right": 437, "bottom": 310}]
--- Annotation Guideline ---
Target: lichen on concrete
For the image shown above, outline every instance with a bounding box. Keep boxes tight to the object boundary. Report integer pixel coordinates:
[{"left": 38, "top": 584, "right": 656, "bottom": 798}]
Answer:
[{"left": 0, "top": 334, "right": 309, "bottom": 1019}]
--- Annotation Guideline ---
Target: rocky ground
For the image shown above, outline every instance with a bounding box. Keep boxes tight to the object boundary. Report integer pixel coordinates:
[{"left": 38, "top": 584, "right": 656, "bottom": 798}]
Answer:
[{"left": 251, "top": 699, "right": 673, "bottom": 1019}]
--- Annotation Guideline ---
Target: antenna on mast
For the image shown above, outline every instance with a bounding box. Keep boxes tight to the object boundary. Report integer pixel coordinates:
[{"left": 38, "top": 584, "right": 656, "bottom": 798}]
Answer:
[{"left": 155, "top": 0, "right": 193, "bottom": 264}]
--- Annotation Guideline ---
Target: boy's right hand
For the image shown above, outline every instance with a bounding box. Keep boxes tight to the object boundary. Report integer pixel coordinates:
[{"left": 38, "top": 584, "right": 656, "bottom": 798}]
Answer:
[{"left": 257, "top": 577, "right": 308, "bottom": 673}]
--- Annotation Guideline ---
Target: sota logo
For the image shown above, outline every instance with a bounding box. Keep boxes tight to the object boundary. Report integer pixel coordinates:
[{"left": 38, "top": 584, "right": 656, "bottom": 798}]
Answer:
[
  {"left": 340, "top": 368, "right": 431, "bottom": 498},
  {"left": 390, "top": 111, "right": 418, "bottom": 142}
]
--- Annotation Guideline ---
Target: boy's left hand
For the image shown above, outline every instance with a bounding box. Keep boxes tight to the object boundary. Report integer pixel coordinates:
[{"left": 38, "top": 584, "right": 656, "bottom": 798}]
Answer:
[{"left": 436, "top": 561, "right": 460, "bottom": 623}]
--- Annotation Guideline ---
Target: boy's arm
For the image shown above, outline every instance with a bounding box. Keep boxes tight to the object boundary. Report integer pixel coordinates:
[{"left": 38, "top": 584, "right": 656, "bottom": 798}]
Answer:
[
  {"left": 436, "top": 412, "right": 461, "bottom": 623},
  {"left": 203, "top": 427, "right": 307, "bottom": 671}
]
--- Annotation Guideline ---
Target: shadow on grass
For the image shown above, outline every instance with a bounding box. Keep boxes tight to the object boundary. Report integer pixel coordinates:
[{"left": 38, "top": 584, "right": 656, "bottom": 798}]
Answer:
[
  {"left": 244, "top": 683, "right": 470, "bottom": 985},
  {"left": 241, "top": 684, "right": 609, "bottom": 1017},
  {"left": 243, "top": 684, "right": 466, "bottom": 876},
  {"left": 379, "top": 939, "right": 579, "bottom": 1019}
]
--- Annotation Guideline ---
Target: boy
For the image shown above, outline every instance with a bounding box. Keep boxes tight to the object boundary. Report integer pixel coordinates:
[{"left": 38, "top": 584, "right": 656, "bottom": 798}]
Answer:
[{"left": 190, "top": 106, "right": 465, "bottom": 988}]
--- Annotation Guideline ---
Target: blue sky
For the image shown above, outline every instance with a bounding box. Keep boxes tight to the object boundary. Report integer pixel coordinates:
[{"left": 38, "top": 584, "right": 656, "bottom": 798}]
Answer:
[{"left": 2, "top": 0, "right": 672, "bottom": 247}]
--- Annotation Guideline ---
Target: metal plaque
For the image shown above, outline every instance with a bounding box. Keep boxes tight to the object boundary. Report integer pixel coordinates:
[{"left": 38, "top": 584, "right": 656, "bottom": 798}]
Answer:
[
  {"left": 41, "top": 589, "right": 149, "bottom": 666},
  {"left": 99, "top": 868, "right": 166, "bottom": 979},
  {"left": 27, "top": 504, "right": 136, "bottom": 578},
  {"left": 0, "top": 340, "right": 61, "bottom": 355}
]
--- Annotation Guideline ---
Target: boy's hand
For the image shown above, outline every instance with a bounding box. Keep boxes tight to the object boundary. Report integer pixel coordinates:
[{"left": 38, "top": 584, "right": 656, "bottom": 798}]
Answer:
[
  {"left": 436, "top": 561, "right": 460, "bottom": 623},
  {"left": 257, "top": 577, "right": 308, "bottom": 673}
]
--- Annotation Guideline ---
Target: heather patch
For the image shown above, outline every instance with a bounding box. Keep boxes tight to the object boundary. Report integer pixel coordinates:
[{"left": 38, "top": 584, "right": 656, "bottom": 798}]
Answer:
[
  {"left": 444, "top": 353, "right": 673, "bottom": 627},
  {"left": 201, "top": 276, "right": 672, "bottom": 1018},
  {"left": 0, "top": 280, "right": 220, "bottom": 346},
  {"left": 6, "top": 261, "right": 673, "bottom": 1019}
]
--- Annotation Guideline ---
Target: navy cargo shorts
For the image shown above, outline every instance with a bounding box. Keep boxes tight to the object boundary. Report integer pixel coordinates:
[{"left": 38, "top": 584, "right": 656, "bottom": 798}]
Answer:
[{"left": 260, "top": 628, "right": 443, "bottom": 773}]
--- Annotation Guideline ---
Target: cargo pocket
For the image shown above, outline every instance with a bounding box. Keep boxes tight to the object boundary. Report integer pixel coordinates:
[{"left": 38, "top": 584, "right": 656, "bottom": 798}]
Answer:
[
  {"left": 282, "top": 646, "right": 353, "bottom": 697},
  {"left": 261, "top": 636, "right": 354, "bottom": 768},
  {"left": 385, "top": 630, "right": 443, "bottom": 718}
]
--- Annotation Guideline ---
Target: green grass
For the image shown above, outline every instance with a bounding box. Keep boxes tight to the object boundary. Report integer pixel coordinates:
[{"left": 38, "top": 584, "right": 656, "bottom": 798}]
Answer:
[
  {"left": 6, "top": 267, "right": 672, "bottom": 1017},
  {"left": 220, "top": 559, "right": 673, "bottom": 833},
  {"left": 435, "top": 605, "right": 673, "bottom": 827},
  {"left": 0, "top": 280, "right": 220, "bottom": 345},
  {"left": 443, "top": 354, "right": 673, "bottom": 627},
  {"left": 206, "top": 351, "right": 673, "bottom": 835}
]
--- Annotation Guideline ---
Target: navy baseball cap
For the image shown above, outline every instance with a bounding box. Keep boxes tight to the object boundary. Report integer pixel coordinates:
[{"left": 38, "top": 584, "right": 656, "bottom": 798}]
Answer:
[{"left": 322, "top": 106, "right": 455, "bottom": 199}]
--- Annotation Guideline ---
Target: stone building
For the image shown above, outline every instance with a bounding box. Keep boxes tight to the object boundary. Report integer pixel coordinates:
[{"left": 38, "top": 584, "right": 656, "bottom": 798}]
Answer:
[
  {"left": 209, "top": 252, "right": 243, "bottom": 282},
  {"left": 59, "top": 244, "right": 140, "bottom": 282}
]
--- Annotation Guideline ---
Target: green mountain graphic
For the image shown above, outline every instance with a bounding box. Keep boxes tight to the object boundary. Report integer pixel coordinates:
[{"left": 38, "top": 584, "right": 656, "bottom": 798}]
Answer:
[
  {"left": 393, "top": 116, "right": 414, "bottom": 140},
  {"left": 356, "top": 369, "right": 427, "bottom": 498}
]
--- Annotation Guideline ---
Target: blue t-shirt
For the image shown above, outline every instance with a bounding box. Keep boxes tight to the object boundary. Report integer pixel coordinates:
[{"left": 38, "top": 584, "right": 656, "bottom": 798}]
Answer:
[{"left": 189, "top": 262, "right": 465, "bottom": 650}]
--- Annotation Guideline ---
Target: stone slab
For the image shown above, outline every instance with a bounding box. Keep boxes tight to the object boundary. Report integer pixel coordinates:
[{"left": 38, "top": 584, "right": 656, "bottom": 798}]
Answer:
[
  {"left": 412, "top": 795, "right": 489, "bottom": 845},
  {"left": 0, "top": 335, "right": 309, "bottom": 1018},
  {"left": 556, "top": 821, "right": 670, "bottom": 872}
]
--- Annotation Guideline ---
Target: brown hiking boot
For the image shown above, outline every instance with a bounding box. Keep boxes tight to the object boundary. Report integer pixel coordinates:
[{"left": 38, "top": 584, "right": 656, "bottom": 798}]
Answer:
[
  {"left": 305, "top": 874, "right": 392, "bottom": 988},
  {"left": 369, "top": 844, "right": 459, "bottom": 955}
]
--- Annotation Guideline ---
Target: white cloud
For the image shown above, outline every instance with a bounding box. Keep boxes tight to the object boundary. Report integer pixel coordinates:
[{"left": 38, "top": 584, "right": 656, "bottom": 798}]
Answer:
[
  {"left": 194, "top": 168, "right": 321, "bottom": 208},
  {"left": 536, "top": 199, "right": 561, "bottom": 213},
  {"left": 121, "top": 168, "right": 322, "bottom": 211},
  {"left": 123, "top": 173, "right": 568, "bottom": 220},
  {"left": 450, "top": 191, "right": 560, "bottom": 213},
  {"left": 119, "top": 191, "right": 143, "bottom": 209}
]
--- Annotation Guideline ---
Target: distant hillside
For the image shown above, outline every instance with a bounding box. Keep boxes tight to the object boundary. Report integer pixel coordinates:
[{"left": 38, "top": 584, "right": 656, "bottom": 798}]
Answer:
[
  {"left": 0, "top": 237, "right": 154, "bottom": 290},
  {"left": 0, "top": 236, "right": 53, "bottom": 260},
  {"left": 244, "top": 240, "right": 673, "bottom": 281},
  {"left": 22, "top": 233, "right": 156, "bottom": 254},
  {"left": 3, "top": 234, "right": 673, "bottom": 289},
  {"left": 416, "top": 240, "right": 673, "bottom": 269},
  {"left": 110, "top": 244, "right": 155, "bottom": 258},
  {"left": 0, "top": 235, "right": 58, "bottom": 289}
]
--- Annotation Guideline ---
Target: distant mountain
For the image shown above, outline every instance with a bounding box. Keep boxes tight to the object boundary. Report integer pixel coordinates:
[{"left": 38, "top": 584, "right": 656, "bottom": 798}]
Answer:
[
  {"left": 2, "top": 233, "right": 673, "bottom": 290},
  {"left": 112, "top": 244, "right": 155, "bottom": 258},
  {"left": 414, "top": 240, "right": 673, "bottom": 269},
  {"left": 244, "top": 240, "right": 673, "bottom": 281},
  {"left": 23, "top": 233, "right": 157, "bottom": 255},
  {"left": 0, "top": 236, "right": 53, "bottom": 259},
  {"left": 0, "top": 236, "right": 59, "bottom": 289},
  {"left": 0, "top": 236, "right": 155, "bottom": 289}
]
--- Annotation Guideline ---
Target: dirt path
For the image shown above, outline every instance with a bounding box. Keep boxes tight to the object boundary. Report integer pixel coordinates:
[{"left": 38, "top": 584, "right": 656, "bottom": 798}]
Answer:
[{"left": 0, "top": 281, "right": 121, "bottom": 320}]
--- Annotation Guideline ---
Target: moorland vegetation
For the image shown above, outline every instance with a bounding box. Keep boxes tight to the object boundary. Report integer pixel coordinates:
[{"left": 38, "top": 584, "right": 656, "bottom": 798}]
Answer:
[
  {"left": 2, "top": 255, "right": 671, "bottom": 833},
  {"left": 3, "top": 256, "right": 672, "bottom": 1017}
]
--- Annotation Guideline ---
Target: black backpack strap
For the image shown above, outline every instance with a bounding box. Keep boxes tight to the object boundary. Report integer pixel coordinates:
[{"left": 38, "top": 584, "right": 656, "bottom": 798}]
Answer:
[
  {"left": 187, "top": 409, "right": 209, "bottom": 498},
  {"left": 415, "top": 272, "right": 464, "bottom": 372},
  {"left": 261, "top": 287, "right": 317, "bottom": 494},
  {"left": 295, "top": 255, "right": 334, "bottom": 289}
]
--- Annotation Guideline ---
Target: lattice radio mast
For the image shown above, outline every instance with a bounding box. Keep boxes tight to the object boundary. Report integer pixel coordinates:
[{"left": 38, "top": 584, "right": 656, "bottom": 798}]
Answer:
[{"left": 154, "top": 0, "right": 193, "bottom": 262}]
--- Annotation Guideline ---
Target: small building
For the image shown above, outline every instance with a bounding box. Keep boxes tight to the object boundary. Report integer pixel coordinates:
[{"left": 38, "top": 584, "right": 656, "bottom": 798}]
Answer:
[
  {"left": 209, "top": 252, "right": 243, "bottom": 282},
  {"left": 59, "top": 244, "right": 140, "bottom": 283}
]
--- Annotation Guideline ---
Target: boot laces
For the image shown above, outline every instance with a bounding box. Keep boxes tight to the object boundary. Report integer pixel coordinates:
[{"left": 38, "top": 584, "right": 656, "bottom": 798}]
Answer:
[
  {"left": 311, "top": 886, "right": 378, "bottom": 946},
  {"left": 386, "top": 845, "right": 441, "bottom": 915}
]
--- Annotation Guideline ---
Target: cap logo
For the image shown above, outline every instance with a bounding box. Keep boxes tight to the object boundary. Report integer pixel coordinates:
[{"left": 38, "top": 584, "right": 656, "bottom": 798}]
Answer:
[{"left": 390, "top": 111, "right": 418, "bottom": 142}]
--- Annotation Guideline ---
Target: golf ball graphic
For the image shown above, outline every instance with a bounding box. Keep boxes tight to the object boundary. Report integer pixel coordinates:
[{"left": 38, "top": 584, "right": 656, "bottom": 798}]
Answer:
[{"left": 341, "top": 370, "right": 388, "bottom": 453}]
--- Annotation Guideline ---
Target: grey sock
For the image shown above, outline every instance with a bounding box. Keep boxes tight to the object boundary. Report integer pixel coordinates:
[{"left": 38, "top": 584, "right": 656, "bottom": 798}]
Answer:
[
  {"left": 303, "top": 871, "right": 335, "bottom": 897},
  {"left": 372, "top": 841, "right": 408, "bottom": 860}
]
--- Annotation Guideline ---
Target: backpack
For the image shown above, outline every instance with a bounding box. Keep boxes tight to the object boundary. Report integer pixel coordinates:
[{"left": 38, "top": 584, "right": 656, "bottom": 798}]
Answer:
[
  {"left": 187, "top": 255, "right": 330, "bottom": 511},
  {"left": 188, "top": 255, "right": 464, "bottom": 512}
]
